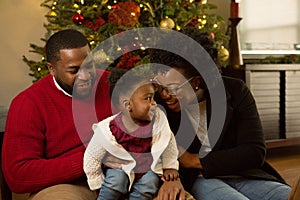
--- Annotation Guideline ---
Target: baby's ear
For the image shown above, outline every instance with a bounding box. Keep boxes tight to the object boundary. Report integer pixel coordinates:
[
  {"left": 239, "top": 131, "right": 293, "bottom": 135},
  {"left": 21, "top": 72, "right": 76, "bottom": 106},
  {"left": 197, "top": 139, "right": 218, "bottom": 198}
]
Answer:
[{"left": 121, "top": 99, "right": 130, "bottom": 110}]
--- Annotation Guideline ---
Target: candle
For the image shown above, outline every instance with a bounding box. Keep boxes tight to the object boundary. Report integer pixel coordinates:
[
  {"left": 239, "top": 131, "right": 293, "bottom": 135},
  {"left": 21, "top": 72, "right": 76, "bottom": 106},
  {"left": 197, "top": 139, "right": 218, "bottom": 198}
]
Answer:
[{"left": 230, "top": 1, "right": 240, "bottom": 18}]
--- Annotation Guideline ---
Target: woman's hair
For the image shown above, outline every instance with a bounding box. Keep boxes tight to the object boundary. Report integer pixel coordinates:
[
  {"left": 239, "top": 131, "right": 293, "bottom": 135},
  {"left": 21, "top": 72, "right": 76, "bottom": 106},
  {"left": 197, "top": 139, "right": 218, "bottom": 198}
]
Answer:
[
  {"left": 150, "top": 27, "right": 219, "bottom": 79},
  {"left": 108, "top": 65, "right": 154, "bottom": 107},
  {"left": 46, "top": 29, "right": 89, "bottom": 64}
]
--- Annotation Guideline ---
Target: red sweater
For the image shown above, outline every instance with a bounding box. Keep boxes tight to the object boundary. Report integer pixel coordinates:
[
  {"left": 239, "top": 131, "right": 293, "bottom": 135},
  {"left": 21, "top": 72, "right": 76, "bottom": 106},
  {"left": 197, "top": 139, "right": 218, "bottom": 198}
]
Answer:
[
  {"left": 110, "top": 114, "right": 153, "bottom": 179},
  {"left": 2, "top": 69, "right": 112, "bottom": 193}
]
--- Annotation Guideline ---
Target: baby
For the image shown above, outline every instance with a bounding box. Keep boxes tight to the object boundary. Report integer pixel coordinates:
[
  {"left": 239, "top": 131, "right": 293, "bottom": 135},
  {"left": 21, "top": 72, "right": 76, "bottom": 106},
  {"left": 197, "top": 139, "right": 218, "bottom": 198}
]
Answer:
[{"left": 84, "top": 66, "right": 179, "bottom": 200}]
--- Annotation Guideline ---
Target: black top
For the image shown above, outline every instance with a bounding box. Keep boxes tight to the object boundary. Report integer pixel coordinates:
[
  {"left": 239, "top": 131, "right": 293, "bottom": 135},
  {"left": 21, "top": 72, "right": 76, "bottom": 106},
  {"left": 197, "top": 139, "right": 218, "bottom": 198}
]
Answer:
[{"left": 156, "top": 76, "right": 285, "bottom": 190}]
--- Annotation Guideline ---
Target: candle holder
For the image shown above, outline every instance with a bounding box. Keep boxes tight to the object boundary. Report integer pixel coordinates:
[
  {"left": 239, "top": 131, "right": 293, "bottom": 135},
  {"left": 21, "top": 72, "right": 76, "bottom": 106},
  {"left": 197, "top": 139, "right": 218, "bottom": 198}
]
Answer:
[{"left": 228, "top": 17, "right": 243, "bottom": 69}]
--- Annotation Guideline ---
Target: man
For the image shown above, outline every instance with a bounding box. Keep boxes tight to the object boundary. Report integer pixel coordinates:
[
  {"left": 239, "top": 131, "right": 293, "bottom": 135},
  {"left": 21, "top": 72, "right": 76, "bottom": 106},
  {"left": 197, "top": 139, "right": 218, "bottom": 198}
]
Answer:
[{"left": 2, "top": 29, "right": 112, "bottom": 199}]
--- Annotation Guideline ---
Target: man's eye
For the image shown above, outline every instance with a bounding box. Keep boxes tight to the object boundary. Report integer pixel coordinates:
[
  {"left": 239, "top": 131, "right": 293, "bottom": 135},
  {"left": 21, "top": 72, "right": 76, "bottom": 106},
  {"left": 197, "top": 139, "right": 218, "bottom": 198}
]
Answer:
[{"left": 70, "top": 69, "right": 79, "bottom": 74}]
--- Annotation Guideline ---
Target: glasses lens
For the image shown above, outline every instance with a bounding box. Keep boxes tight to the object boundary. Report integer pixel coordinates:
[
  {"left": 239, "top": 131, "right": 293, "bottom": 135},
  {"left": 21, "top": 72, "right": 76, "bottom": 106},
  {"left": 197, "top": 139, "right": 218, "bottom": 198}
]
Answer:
[{"left": 154, "top": 84, "right": 175, "bottom": 95}]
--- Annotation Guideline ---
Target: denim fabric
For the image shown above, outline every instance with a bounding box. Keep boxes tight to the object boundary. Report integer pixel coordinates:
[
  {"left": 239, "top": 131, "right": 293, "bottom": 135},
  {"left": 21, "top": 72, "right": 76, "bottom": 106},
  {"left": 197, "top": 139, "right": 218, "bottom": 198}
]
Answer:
[
  {"left": 191, "top": 177, "right": 291, "bottom": 200},
  {"left": 129, "top": 170, "right": 160, "bottom": 200},
  {"left": 98, "top": 169, "right": 159, "bottom": 200}
]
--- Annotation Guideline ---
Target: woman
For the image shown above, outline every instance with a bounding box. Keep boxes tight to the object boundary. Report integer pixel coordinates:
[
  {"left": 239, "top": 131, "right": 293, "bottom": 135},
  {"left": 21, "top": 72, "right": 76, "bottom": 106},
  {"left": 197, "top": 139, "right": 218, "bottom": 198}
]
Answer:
[{"left": 151, "top": 27, "right": 291, "bottom": 200}]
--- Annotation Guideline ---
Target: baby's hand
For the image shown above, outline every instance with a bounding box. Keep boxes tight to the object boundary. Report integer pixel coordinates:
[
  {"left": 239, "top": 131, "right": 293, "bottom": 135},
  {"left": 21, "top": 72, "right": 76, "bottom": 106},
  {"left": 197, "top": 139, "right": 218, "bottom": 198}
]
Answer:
[{"left": 162, "top": 168, "right": 179, "bottom": 182}]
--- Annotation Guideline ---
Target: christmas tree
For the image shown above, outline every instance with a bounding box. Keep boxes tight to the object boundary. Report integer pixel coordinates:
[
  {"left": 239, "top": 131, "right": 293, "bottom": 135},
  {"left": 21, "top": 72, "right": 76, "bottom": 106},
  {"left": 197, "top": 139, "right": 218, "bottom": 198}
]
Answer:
[{"left": 23, "top": 0, "right": 228, "bottom": 82}]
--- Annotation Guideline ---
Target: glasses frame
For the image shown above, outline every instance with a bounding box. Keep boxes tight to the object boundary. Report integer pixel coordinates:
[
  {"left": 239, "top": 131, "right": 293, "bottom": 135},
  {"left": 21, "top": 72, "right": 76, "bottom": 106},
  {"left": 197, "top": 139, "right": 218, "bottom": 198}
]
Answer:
[{"left": 154, "top": 77, "right": 194, "bottom": 96}]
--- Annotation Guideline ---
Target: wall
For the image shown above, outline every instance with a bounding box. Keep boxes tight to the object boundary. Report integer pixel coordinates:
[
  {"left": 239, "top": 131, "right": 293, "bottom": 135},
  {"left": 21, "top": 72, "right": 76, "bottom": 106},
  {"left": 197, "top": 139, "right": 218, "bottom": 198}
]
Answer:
[
  {"left": 0, "top": 0, "right": 46, "bottom": 107},
  {"left": 0, "top": 0, "right": 229, "bottom": 107}
]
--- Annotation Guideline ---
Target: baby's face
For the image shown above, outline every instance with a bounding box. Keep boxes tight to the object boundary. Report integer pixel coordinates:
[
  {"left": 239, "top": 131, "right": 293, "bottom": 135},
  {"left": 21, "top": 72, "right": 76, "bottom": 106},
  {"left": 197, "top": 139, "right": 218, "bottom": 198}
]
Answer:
[{"left": 129, "top": 83, "right": 157, "bottom": 124}]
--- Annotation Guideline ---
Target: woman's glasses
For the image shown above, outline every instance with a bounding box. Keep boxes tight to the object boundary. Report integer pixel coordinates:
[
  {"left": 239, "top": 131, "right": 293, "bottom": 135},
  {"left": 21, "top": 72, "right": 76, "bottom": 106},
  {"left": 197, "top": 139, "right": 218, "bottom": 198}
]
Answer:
[{"left": 152, "top": 77, "right": 194, "bottom": 96}]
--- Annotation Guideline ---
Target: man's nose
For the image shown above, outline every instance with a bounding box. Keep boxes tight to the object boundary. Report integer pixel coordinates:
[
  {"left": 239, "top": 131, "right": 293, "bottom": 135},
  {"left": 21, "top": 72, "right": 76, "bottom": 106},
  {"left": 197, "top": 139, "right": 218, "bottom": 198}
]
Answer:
[{"left": 77, "top": 69, "right": 91, "bottom": 80}]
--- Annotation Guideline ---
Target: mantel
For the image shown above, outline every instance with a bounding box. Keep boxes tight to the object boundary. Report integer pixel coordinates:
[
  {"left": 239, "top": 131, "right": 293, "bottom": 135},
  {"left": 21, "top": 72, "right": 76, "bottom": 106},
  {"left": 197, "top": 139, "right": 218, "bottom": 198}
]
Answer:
[{"left": 241, "top": 50, "right": 300, "bottom": 59}]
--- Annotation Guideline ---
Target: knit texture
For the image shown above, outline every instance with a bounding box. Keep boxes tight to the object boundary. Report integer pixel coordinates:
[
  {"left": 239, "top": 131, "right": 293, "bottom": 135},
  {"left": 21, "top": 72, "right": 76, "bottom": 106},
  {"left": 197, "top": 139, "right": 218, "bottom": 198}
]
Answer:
[
  {"left": 84, "top": 107, "right": 179, "bottom": 190},
  {"left": 2, "top": 69, "right": 112, "bottom": 193}
]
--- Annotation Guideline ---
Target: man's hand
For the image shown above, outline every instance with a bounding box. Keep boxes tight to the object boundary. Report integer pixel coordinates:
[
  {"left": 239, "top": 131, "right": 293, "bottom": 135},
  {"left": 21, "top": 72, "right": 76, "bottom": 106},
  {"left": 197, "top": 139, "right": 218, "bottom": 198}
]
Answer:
[
  {"left": 102, "top": 152, "right": 130, "bottom": 169},
  {"left": 157, "top": 179, "right": 185, "bottom": 200}
]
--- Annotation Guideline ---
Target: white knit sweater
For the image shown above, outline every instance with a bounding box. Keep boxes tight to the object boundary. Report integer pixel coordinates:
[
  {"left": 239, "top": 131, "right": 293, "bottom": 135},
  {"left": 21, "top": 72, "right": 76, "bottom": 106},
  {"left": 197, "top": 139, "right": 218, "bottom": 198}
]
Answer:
[{"left": 83, "top": 107, "right": 179, "bottom": 190}]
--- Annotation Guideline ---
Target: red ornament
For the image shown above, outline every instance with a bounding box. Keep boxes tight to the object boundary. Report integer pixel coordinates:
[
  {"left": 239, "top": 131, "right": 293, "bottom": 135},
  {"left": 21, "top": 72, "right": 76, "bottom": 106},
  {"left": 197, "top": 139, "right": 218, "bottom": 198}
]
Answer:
[{"left": 72, "top": 13, "right": 85, "bottom": 25}]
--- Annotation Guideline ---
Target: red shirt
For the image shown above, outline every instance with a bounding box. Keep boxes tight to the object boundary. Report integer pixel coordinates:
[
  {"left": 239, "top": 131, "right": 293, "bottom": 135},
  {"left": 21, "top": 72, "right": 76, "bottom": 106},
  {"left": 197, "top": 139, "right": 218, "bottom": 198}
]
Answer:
[
  {"left": 2, "top": 69, "right": 112, "bottom": 193},
  {"left": 109, "top": 114, "right": 153, "bottom": 180}
]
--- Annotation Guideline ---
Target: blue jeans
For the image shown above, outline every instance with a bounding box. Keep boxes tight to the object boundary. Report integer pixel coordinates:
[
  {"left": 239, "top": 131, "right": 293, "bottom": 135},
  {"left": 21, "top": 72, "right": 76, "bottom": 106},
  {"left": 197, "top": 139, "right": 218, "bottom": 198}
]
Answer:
[
  {"left": 191, "top": 177, "right": 291, "bottom": 200},
  {"left": 98, "top": 169, "right": 159, "bottom": 200}
]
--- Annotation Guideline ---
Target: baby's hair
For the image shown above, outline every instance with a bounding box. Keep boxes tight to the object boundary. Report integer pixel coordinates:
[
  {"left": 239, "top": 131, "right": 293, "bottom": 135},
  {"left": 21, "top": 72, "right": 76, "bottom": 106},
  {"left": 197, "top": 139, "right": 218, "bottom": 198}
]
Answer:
[{"left": 108, "top": 65, "right": 154, "bottom": 107}]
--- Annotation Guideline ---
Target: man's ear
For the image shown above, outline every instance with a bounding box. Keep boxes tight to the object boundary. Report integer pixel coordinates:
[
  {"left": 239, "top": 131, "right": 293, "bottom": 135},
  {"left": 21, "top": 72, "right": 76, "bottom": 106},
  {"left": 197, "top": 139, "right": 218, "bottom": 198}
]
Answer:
[{"left": 47, "top": 63, "right": 55, "bottom": 75}]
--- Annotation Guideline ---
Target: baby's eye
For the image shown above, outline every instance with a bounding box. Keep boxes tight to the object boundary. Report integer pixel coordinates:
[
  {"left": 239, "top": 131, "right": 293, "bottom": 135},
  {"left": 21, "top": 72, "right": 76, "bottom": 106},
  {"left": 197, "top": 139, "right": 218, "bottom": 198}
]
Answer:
[{"left": 146, "top": 96, "right": 152, "bottom": 102}]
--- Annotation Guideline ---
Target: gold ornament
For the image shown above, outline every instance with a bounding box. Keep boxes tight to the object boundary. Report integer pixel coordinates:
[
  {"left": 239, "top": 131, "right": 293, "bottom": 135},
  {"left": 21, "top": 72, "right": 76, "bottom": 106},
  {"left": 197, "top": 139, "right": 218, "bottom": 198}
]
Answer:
[
  {"left": 86, "top": 34, "right": 95, "bottom": 41},
  {"left": 218, "top": 46, "right": 229, "bottom": 62},
  {"left": 160, "top": 18, "right": 175, "bottom": 29},
  {"left": 47, "top": 10, "right": 57, "bottom": 22},
  {"left": 93, "top": 49, "right": 107, "bottom": 65}
]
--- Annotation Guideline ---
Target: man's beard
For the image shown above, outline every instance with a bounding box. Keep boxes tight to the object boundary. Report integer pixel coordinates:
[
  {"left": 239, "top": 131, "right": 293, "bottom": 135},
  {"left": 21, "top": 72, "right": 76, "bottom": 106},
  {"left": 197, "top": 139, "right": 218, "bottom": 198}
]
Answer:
[
  {"left": 55, "top": 77, "right": 73, "bottom": 96},
  {"left": 55, "top": 77, "right": 94, "bottom": 99}
]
